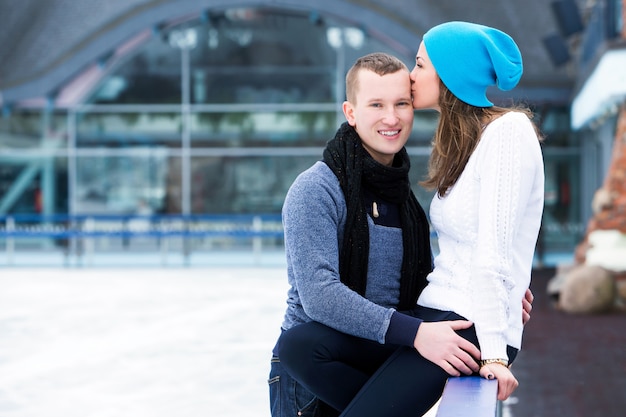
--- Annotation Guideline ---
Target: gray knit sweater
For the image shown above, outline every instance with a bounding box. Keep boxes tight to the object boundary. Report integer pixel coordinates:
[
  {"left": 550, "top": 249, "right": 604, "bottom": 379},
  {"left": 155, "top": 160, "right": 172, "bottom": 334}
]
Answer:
[{"left": 280, "top": 161, "right": 406, "bottom": 344}]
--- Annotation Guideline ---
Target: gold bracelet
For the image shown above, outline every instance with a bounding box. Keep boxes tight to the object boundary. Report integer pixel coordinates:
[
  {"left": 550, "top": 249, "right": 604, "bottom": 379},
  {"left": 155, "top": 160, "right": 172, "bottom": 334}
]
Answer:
[{"left": 479, "top": 358, "right": 509, "bottom": 368}]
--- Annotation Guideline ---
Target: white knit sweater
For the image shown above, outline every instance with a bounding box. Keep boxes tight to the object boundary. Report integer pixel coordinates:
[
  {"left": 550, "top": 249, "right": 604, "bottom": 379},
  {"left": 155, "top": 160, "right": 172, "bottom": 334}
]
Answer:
[{"left": 417, "top": 111, "right": 544, "bottom": 360}]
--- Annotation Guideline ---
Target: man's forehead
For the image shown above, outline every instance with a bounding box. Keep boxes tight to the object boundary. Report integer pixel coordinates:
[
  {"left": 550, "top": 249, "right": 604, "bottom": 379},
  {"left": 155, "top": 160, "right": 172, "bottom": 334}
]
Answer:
[{"left": 356, "top": 70, "right": 410, "bottom": 94}]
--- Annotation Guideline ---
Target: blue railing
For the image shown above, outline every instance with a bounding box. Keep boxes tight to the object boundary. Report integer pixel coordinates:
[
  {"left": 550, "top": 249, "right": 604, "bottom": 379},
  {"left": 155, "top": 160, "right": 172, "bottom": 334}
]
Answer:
[
  {"left": 0, "top": 213, "right": 284, "bottom": 238},
  {"left": 0, "top": 213, "right": 284, "bottom": 266}
]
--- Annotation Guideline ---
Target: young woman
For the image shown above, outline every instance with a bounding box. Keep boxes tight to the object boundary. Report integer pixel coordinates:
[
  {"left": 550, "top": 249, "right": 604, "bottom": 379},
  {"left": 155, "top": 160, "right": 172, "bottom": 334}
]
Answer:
[{"left": 410, "top": 21, "right": 545, "bottom": 401}]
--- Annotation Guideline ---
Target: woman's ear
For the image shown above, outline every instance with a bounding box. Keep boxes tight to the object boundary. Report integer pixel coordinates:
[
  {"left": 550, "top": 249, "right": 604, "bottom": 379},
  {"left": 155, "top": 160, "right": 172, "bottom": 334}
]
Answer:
[{"left": 342, "top": 101, "right": 357, "bottom": 126}]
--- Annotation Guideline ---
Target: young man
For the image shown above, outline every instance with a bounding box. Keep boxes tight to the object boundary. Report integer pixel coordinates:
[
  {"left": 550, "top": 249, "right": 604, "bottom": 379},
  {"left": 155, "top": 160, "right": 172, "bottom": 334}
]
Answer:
[{"left": 268, "top": 52, "right": 481, "bottom": 417}]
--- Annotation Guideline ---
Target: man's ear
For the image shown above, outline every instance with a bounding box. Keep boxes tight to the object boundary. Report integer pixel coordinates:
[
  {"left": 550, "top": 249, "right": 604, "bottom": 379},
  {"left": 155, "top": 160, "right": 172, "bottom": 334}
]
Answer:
[{"left": 342, "top": 101, "right": 356, "bottom": 126}]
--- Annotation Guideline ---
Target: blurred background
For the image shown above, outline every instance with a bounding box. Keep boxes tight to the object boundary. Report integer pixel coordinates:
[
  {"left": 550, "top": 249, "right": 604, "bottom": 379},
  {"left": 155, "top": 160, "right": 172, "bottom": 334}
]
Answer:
[
  {"left": 1, "top": 2, "right": 626, "bottom": 417},
  {"left": 1, "top": 0, "right": 621, "bottom": 267}
]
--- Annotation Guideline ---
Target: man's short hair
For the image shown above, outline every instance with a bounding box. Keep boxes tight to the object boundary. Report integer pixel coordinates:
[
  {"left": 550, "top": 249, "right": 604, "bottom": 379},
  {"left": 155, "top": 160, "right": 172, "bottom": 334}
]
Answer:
[{"left": 345, "top": 52, "right": 408, "bottom": 104}]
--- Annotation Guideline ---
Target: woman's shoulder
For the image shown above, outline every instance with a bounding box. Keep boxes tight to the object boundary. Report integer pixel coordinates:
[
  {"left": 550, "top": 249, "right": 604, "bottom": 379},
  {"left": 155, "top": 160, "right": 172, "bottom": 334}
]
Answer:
[
  {"left": 480, "top": 111, "right": 540, "bottom": 148},
  {"left": 485, "top": 110, "right": 530, "bottom": 125},
  {"left": 485, "top": 110, "right": 535, "bottom": 133}
]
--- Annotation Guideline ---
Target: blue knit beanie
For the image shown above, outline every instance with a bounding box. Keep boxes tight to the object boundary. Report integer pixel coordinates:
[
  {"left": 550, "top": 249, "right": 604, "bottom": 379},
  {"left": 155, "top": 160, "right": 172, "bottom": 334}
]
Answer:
[{"left": 423, "top": 21, "right": 523, "bottom": 107}]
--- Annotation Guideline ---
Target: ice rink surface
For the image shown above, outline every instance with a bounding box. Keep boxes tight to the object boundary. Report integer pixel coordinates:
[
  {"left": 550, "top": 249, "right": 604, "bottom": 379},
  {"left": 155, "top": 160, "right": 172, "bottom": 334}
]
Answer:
[{"left": 0, "top": 264, "right": 289, "bottom": 417}]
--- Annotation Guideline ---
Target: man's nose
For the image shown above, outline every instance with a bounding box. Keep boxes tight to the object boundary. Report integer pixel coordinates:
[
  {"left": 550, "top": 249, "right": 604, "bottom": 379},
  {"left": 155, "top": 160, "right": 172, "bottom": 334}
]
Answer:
[{"left": 382, "top": 108, "right": 400, "bottom": 124}]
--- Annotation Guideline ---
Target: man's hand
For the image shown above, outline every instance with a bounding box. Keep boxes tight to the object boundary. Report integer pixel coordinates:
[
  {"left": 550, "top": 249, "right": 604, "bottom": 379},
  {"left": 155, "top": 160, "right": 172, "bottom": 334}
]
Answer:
[
  {"left": 413, "top": 320, "right": 481, "bottom": 376},
  {"left": 522, "top": 288, "right": 534, "bottom": 325},
  {"left": 478, "top": 363, "right": 519, "bottom": 401}
]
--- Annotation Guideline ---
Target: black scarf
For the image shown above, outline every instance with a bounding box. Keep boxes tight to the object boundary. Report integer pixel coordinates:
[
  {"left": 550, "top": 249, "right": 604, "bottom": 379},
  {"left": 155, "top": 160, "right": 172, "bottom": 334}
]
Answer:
[{"left": 323, "top": 122, "right": 433, "bottom": 310}]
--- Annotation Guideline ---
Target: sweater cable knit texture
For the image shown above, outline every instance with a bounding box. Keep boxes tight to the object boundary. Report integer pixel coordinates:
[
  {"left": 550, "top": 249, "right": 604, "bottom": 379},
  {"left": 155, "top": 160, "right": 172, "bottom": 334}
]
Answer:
[{"left": 418, "top": 111, "right": 544, "bottom": 360}]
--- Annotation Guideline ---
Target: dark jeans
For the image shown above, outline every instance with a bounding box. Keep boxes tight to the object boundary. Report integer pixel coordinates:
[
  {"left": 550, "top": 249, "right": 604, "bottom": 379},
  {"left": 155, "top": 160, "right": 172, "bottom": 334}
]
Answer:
[
  {"left": 269, "top": 355, "right": 319, "bottom": 417},
  {"left": 277, "top": 306, "right": 518, "bottom": 417},
  {"left": 269, "top": 349, "right": 340, "bottom": 417}
]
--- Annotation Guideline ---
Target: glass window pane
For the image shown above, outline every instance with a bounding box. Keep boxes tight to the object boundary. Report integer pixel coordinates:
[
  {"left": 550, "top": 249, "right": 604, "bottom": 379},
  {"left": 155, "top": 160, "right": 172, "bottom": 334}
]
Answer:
[
  {"left": 0, "top": 155, "right": 68, "bottom": 214},
  {"left": 88, "top": 39, "right": 181, "bottom": 104},
  {"left": 0, "top": 110, "right": 69, "bottom": 149},
  {"left": 0, "top": 110, "right": 42, "bottom": 141},
  {"left": 75, "top": 154, "right": 169, "bottom": 214},
  {"left": 76, "top": 112, "right": 182, "bottom": 147},
  {"left": 190, "top": 110, "right": 338, "bottom": 147},
  {"left": 189, "top": 9, "right": 336, "bottom": 104},
  {"left": 541, "top": 154, "right": 583, "bottom": 252},
  {"left": 190, "top": 154, "right": 320, "bottom": 214}
]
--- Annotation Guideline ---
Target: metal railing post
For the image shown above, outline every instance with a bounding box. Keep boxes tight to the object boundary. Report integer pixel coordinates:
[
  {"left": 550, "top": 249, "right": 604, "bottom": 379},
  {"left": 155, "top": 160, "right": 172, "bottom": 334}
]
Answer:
[
  {"left": 6, "top": 216, "right": 15, "bottom": 265},
  {"left": 252, "top": 215, "right": 262, "bottom": 264}
]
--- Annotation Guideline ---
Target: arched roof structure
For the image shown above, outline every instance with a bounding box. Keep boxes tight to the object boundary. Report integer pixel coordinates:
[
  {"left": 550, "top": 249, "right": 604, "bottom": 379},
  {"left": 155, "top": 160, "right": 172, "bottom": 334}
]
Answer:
[{"left": 0, "top": 0, "right": 579, "bottom": 106}]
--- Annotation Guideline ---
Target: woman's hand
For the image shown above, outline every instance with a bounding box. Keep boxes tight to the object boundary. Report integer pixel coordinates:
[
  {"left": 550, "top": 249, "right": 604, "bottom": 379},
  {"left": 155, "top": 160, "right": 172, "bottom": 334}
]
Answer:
[
  {"left": 413, "top": 320, "right": 481, "bottom": 376},
  {"left": 478, "top": 363, "right": 519, "bottom": 401}
]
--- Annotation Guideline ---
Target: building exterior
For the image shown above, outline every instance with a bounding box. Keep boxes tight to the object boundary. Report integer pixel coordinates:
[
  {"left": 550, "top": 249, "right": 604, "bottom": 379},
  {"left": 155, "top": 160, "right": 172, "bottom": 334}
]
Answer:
[
  {"left": 570, "top": 0, "right": 626, "bottom": 268},
  {"left": 1, "top": 0, "right": 622, "bottom": 264}
]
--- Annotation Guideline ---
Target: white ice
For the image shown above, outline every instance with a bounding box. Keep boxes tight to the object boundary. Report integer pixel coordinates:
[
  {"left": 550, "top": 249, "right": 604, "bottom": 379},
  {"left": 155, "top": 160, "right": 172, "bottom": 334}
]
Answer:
[{"left": 0, "top": 264, "right": 288, "bottom": 417}]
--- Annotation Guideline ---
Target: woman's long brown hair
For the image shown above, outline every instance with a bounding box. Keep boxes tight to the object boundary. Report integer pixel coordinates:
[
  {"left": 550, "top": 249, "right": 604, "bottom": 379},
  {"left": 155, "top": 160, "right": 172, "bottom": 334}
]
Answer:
[{"left": 420, "top": 81, "right": 540, "bottom": 197}]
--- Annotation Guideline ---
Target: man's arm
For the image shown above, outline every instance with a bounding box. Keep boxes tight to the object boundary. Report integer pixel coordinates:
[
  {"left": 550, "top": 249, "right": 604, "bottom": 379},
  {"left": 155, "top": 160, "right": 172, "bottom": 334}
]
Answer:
[{"left": 522, "top": 287, "right": 534, "bottom": 325}]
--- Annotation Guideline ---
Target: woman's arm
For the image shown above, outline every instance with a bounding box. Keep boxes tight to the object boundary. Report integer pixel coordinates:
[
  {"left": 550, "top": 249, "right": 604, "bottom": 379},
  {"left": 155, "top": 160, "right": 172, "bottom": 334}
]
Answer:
[{"left": 471, "top": 113, "right": 541, "bottom": 359}]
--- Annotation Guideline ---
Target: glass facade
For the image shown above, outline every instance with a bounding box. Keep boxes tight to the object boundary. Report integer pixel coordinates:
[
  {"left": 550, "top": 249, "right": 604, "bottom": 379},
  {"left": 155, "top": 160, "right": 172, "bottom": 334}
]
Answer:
[
  {"left": 536, "top": 106, "right": 584, "bottom": 258},
  {"left": 0, "top": 6, "right": 583, "bottom": 262}
]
